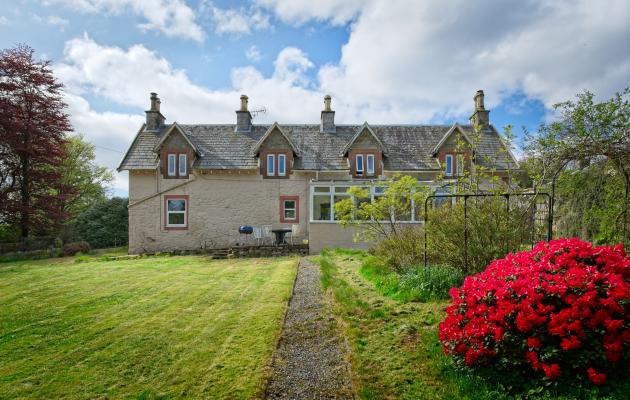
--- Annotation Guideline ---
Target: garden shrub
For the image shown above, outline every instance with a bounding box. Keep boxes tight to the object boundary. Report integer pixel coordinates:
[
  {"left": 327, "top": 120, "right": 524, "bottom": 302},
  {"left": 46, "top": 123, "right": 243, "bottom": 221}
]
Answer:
[
  {"left": 371, "top": 226, "right": 425, "bottom": 271},
  {"left": 427, "top": 196, "right": 535, "bottom": 274},
  {"left": 62, "top": 241, "right": 91, "bottom": 256},
  {"left": 439, "top": 238, "right": 629, "bottom": 386}
]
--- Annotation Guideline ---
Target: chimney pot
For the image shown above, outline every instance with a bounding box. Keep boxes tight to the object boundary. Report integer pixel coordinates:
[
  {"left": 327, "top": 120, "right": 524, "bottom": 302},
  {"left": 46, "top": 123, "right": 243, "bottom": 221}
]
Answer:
[
  {"left": 324, "top": 94, "right": 332, "bottom": 112},
  {"left": 470, "top": 89, "right": 489, "bottom": 128},
  {"left": 236, "top": 94, "right": 252, "bottom": 132},
  {"left": 320, "top": 95, "right": 335, "bottom": 133},
  {"left": 146, "top": 92, "right": 165, "bottom": 131}
]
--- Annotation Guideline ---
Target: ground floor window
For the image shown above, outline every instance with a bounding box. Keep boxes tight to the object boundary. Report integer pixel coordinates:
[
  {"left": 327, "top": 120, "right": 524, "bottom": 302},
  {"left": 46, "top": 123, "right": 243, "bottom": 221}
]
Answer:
[
  {"left": 310, "top": 183, "right": 426, "bottom": 222},
  {"left": 280, "top": 196, "right": 299, "bottom": 223},
  {"left": 165, "top": 195, "right": 188, "bottom": 229}
]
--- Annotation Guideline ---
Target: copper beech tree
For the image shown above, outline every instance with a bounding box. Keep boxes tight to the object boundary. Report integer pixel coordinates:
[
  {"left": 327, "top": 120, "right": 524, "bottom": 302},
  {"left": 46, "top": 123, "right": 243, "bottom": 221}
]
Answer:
[{"left": 0, "top": 45, "right": 73, "bottom": 238}]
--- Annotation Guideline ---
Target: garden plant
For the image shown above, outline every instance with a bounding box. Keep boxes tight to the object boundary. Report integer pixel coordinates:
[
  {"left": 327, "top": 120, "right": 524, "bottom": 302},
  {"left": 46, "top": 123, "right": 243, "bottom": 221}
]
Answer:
[{"left": 439, "top": 238, "right": 629, "bottom": 387}]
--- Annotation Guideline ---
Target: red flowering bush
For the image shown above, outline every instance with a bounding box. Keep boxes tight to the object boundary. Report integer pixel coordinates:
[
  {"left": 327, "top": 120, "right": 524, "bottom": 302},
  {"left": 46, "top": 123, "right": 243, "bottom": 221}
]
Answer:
[{"left": 439, "top": 238, "right": 629, "bottom": 386}]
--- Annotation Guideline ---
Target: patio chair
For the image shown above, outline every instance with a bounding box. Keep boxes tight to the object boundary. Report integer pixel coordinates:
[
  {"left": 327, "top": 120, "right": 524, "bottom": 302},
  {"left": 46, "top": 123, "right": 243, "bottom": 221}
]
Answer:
[
  {"left": 253, "top": 227, "right": 264, "bottom": 245},
  {"left": 287, "top": 224, "right": 300, "bottom": 245},
  {"left": 262, "top": 225, "right": 273, "bottom": 245}
]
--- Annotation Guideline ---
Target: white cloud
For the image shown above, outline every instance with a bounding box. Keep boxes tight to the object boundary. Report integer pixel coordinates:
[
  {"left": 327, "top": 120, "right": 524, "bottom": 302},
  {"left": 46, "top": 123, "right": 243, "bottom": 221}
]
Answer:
[
  {"left": 55, "top": 35, "right": 327, "bottom": 192},
  {"left": 43, "top": 0, "right": 205, "bottom": 41},
  {"left": 32, "top": 14, "right": 69, "bottom": 30},
  {"left": 54, "top": 0, "right": 630, "bottom": 193},
  {"left": 256, "top": 0, "right": 366, "bottom": 26},
  {"left": 0, "top": 15, "right": 8, "bottom": 25},
  {"left": 245, "top": 45, "right": 262, "bottom": 62},
  {"left": 316, "top": 0, "right": 630, "bottom": 121},
  {"left": 200, "top": 1, "right": 270, "bottom": 35}
]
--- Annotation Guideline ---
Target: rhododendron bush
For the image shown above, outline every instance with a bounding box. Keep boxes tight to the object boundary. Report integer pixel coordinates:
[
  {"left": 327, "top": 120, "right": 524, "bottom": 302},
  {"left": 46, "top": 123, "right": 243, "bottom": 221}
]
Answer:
[{"left": 439, "top": 238, "right": 629, "bottom": 385}]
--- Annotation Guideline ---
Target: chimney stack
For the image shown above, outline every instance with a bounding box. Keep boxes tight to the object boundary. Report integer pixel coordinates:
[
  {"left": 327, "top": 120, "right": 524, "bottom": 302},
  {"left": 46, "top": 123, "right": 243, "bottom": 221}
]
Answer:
[
  {"left": 145, "top": 92, "right": 165, "bottom": 132},
  {"left": 320, "top": 94, "right": 335, "bottom": 133},
  {"left": 469, "top": 89, "right": 489, "bottom": 128},
  {"left": 235, "top": 94, "right": 252, "bottom": 132}
]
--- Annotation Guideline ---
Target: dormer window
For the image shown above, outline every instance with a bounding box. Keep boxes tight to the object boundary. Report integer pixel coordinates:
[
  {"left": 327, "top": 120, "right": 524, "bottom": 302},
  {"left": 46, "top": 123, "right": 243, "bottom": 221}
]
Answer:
[
  {"left": 267, "top": 154, "right": 275, "bottom": 176},
  {"left": 261, "top": 150, "right": 291, "bottom": 179},
  {"left": 356, "top": 154, "right": 364, "bottom": 176},
  {"left": 278, "top": 154, "right": 286, "bottom": 176},
  {"left": 366, "top": 154, "right": 375, "bottom": 176},
  {"left": 457, "top": 154, "right": 464, "bottom": 176},
  {"left": 167, "top": 154, "right": 176, "bottom": 176},
  {"left": 163, "top": 151, "right": 190, "bottom": 179},
  {"left": 445, "top": 154, "right": 453, "bottom": 176},
  {"left": 351, "top": 150, "right": 380, "bottom": 178},
  {"left": 178, "top": 154, "right": 187, "bottom": 176}
]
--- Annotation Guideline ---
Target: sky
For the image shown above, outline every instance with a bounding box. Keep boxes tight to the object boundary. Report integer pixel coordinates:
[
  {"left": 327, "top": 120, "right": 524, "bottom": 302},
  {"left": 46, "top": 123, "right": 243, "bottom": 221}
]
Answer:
[{"left": 1, "top": 0, "right": 629, "bottom": 197}]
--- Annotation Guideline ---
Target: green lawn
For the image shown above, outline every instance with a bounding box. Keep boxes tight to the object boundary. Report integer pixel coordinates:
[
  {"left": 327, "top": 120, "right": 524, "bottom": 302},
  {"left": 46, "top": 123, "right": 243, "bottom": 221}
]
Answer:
[{"left": 0, "top": 255, "right": 298, "bottom": 399}]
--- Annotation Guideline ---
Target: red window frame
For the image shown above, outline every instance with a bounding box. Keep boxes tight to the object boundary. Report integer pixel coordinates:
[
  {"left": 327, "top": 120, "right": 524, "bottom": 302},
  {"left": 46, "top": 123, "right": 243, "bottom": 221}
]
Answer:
[
  {"left": 162, "top": 150, "right": 190, "bottom": 179},
  {"left": 261, "top": 149, "right": 292, "bottom": 179},
  {"left": 164, "top": 195, "right": 189, "bottom": 230},
  {"left": 279, "top": 195, "right": 299, "bottom": 223}
]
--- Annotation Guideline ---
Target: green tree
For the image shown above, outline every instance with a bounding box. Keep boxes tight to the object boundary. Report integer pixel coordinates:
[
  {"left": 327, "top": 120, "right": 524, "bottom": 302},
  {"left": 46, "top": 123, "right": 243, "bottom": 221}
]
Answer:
[
  {"left": 526, "top": 89, "right": 630, "bottom": 244},
  {"left": 75, "top": 197, "right": 128, "bottom": 249},
  {"left": 55, "top": 135, "right": 114, "bottom": 219}
]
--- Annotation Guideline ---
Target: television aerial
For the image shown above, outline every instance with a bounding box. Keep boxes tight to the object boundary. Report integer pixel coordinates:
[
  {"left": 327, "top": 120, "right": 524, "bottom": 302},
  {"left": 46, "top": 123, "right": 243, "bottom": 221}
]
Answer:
[{"left": 250, "top": 106, "right": 267, "bottom": 119}]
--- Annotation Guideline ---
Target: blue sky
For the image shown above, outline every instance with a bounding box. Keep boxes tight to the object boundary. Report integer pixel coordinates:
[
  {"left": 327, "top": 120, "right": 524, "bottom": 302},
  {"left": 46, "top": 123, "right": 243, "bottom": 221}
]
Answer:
[{"left": 1, "top": 0, "right": 628, "bottom": 196}]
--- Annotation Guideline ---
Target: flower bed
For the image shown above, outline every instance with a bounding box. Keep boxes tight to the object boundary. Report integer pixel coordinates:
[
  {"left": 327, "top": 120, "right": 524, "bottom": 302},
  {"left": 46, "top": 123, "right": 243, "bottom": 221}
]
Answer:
[{"left": 439, "top": 238, "right": 629, "bottom": 385}]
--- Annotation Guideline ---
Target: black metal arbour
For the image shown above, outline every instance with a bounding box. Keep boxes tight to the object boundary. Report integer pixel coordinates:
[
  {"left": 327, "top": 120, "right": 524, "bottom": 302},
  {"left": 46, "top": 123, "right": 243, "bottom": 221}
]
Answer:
[{"left": 423, "top": 192, "right": 552, "bottom": 269}]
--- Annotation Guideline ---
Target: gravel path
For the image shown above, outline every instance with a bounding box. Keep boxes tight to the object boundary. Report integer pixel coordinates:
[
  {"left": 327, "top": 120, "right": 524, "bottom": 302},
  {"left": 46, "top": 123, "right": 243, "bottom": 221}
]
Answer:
[{"left": 265, "top": 258, "right": 356, "bottom": 399}]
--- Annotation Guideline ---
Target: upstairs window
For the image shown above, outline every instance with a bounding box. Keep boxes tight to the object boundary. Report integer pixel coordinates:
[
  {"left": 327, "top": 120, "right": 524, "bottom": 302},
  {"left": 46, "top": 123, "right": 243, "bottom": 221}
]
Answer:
[
  {"left": 445, "top": 154, "right": 453, "bottom": 177},
  {"left": 356, "top": 154, "right": 364, "bottom": 176},
  {"left": 164, "top": 151, "right": 190, "bottom": 178},
  {"left": 456, "top": 154, "right": 464, "bottom": 175},
  {"left": 167, "top": 154, "right": 176, "bottom": 176},
  {"left": 352, "top": 151, "right": 379, "bottom": 178},
  {"left": 178, "top": 154, "right": 187, "bottom": 176},
  {"left": 366, "top": 154, "right": 375, "bottom": 176},
  {"left": 278, "top": 154, "right": 286, "bottom": 176},
  {"left": 262, "top": 151, "right": 290, "bottom": 178},
  {"left": 267, "top": 154, "right": 275, "bottom": 176}
]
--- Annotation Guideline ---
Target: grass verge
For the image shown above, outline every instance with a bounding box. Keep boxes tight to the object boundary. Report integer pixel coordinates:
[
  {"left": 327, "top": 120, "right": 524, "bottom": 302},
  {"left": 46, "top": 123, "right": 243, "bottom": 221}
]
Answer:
[
  {"left": 317, "top": 248, "right": 628, "bottom": 400},
  {"left": 0, "top": 255, "right": 298, "bottom": 399}
]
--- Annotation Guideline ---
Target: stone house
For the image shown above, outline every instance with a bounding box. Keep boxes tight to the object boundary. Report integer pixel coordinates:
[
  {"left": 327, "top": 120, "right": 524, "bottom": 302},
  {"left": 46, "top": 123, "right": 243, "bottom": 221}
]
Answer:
[{"left": 118, "top": 90, "right": 517, "bottom": 254}]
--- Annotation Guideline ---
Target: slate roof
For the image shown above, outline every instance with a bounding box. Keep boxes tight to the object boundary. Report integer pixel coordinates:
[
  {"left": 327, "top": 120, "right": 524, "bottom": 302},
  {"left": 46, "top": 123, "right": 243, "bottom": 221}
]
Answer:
[{"left": 118, "top": 123, "right": 517, "bottom": 171}]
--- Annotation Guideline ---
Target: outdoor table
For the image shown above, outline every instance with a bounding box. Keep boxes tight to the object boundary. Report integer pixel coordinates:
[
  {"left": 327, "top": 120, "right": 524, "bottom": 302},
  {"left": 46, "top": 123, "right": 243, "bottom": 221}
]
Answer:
[{"left": 271, "top": 228, "right": 292, "bottom": 245}]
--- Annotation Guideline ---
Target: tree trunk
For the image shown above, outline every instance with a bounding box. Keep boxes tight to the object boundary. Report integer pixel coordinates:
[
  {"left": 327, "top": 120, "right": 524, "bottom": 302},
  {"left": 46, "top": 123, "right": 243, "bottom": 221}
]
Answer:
[{"left": 20, "top": 156, "right": 29, "bottom": 239}]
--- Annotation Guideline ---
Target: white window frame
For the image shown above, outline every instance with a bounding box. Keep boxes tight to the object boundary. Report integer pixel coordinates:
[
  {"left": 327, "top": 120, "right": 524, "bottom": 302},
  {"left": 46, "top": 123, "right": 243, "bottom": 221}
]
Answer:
[
  {"left": 278, "top": 154, "right": 286, "bottom": 176},
  {"left": 445, "top": 154, "right": 453, "bottom": 177},
  {"left": 366, "top": 154, "right": 375, "bottom": 176},
  {"left": 178, "top": 154, "right": 187, "bottom": 176},
  {"left": 166, "top": 198, "right": 187, "bottom": 228},
  {"left": 355, "top": 154, "right": 364, "bottom": 176},
  {"left": 456, "top": 154, "right": 464, "bottom": 176},
  {"left": 309, "top": 183, "right": 426, "bottom": 224},
  {"left": 283, "top": 199, "right": 296, "bottom": 221},
  {"left": 267, "top": 154, "right": 275, "bottom": 176},
  {"left": 167, "top": 154, "right": 176, "bottom": 176}
]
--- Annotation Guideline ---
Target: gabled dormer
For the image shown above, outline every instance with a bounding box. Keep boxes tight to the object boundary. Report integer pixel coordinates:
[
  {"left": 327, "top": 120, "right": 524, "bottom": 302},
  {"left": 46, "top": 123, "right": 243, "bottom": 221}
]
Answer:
[
  {"left": 431, "top": 123, "right": 473, "bottom": 177},
  {"left": 341, "top": 122, "right": 387, "bottom": 178},
  {"left": 153, "top": 123, "right": 198, "bottom": 179},
  {"left": 251, "top": 122, "right": 299, "bottom": 179}
]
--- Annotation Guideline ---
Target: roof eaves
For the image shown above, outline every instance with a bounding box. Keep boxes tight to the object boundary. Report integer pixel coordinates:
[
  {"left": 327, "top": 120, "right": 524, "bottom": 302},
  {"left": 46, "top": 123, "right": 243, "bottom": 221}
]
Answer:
[
  {"left": 250, "top": 122, "right": 300, "bottom": 156},
  {"left": 152, "top": 123, "right": 200, "bottom": 155},
  {"left": 117, "top": 123, "right": 147, "bottom": 172},
  {"left": 430, "top": 123, "right": 472, "bottom": 155},
  {"left": 340, "top": 122, "right": 389, "bottom": 157},
  {"left": 489, "top": 125, "right": 520, "bottom": 169}
]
